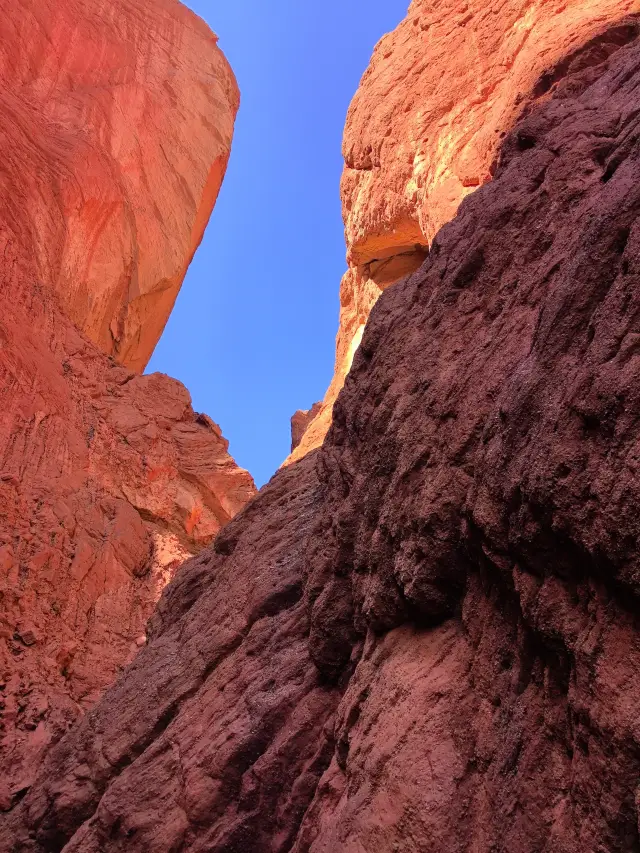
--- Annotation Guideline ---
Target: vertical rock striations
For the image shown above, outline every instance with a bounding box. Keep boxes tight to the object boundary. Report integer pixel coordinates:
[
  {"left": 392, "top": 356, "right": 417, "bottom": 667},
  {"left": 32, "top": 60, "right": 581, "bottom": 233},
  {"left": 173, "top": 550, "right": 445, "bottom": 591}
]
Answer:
[
  {"left": 290, "top": 0, "right": 640, "bottom": 461},
  {"left": 0, "top": 0, "right": 255, "bottom": 805},
  {"left": 7, "top": 20, "right": 640, "bottom": 852}
]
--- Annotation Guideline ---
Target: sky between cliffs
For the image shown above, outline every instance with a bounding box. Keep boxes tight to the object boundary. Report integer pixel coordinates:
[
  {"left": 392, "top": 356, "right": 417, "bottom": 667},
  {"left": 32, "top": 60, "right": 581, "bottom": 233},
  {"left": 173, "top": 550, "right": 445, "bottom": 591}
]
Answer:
[{"left": 147, "top": 0, "right": 408, "bottom": 487}]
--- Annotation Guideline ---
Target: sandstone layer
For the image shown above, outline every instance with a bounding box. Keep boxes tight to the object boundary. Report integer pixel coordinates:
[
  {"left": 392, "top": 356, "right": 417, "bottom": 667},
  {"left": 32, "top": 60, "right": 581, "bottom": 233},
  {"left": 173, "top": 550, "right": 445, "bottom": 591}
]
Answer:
[
  {"left": 290, "top": 0, "right": 640, "bottom": 461},
  {"left": 0, "top": 0, "right": 255, "bottom": 809},
  {"left": 290, "top": 404, "right": 322, "bottom": 453},
  {"left": 6, "top": 24, "right": 640, "bottom": 851},
  {"left": 0, "top": 0, "right": 239, "bottom": 372}
]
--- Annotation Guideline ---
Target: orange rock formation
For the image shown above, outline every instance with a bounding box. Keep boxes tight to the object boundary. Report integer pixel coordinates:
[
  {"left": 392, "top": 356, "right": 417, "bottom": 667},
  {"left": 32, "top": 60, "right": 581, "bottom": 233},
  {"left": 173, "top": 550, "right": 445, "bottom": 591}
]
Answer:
[
  {"left": 9, "top": 21, "right": 640, "bottom": 846},
  {"left": 290, "top": 0, "right": 640, "bottom": 461},
  {"left": 0, "top": 0, "right": 238, "bottom": 373},
  {"left": 0, "top": 0, "right": 255, "bottom": 803}
]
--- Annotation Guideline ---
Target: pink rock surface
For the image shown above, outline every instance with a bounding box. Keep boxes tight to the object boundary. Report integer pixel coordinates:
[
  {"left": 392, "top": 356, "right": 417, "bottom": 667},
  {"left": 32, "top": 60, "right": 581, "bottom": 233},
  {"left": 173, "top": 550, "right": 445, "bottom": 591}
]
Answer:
[
  {"left": 0, "top": 0, "right": 239, "bottom": 372},
  {"left": 0, "top": 0, "right": 255, "bottom": 804},
  {"left": 7, "top": 22, "right": 640, "bottom": 852}
]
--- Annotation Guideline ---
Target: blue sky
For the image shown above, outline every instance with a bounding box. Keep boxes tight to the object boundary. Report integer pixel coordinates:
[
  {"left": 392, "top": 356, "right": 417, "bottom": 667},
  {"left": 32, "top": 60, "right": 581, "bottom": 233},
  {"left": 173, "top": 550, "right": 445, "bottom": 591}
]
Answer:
[{"left": 147, "top": 1, "right": 408, "bottom": 486}]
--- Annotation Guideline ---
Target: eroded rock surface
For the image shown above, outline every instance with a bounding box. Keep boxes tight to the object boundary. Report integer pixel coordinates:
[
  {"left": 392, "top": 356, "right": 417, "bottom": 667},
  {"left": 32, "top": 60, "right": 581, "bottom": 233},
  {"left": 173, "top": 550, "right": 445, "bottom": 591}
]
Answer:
[
  {"left": 0, "top": 0, "right": 255, "bottom": 808},
  {"left": 290, "top": 404, "right": 322, "bottom": 452},
  {"left": 291, "top": 0, "right": 640, "bottom": 460},
  {"left": 7, "top": 24, "right": 640, "bottom": 852},
  {"left": 0, "top": 0, "right": 239, "bottom": 372}
]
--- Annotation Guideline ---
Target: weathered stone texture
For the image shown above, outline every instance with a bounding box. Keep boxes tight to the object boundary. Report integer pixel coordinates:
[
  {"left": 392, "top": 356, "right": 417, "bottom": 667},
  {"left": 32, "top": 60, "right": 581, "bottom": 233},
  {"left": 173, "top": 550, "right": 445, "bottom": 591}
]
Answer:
[
  {"left": 7, "top": 24, "right": 640, "bottom": 852},
  {"left": 0, "top": 0, "right": 239, "bottom": 372},
  {"left": 292, "top": 0, "right": 640, "bottom": 459},
  {"left": 0, "top": 0, "right": 255, "bottom": 804}
]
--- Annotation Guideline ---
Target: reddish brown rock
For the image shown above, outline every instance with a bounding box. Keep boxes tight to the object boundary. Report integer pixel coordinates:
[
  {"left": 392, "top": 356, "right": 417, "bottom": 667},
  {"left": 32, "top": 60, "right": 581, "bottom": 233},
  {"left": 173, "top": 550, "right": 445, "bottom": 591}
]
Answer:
[
  {"left": 0, "top": 0, "right": 238, "bottom": 373},
  {"left": 6, "top": 22, "right": 640, "bottom": 852},
  {"left": 0, "top": 0, "right": 255, "bottom": 807},
  {"left": 0, "top": 258, "right": 255, "bottom": 806},
  {"left": 292, "top": 0, "right": 640, "bottom": 459},
  {"left": 288, "top": 256, "right": 426, "bottom": 463}
]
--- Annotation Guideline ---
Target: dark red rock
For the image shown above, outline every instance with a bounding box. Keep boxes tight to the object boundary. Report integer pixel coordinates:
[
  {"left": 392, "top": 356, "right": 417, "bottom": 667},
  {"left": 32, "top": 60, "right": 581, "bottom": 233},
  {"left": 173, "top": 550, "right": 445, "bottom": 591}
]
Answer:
[{"left": 6, "top": 20, "right": 640, "bottom": 853}]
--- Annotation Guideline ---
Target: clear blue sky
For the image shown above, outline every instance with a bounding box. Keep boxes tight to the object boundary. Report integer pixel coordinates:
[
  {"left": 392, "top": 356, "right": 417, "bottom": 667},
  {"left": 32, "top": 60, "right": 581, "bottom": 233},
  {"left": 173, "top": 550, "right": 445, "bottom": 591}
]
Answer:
[{"left": 147, "top": 1, "right": 408, "bottom": 486}]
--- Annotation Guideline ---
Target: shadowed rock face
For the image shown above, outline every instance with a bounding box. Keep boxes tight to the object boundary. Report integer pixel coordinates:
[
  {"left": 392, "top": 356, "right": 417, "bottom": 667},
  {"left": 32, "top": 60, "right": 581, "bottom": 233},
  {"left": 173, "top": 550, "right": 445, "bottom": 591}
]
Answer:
[
  {"left": 0, "top": 0, "right": 255, "bottom": 808},
  {"left": 6, "top": 25, "right": 640, "bottom": 852},
  {"left": 290, "top": 0, "right": 640, "bottom": 461}
]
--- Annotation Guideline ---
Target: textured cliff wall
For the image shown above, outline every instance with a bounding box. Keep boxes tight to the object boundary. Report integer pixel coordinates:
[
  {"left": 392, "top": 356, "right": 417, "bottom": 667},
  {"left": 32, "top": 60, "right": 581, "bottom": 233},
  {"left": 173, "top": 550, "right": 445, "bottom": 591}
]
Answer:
[
  {"left": 6, "top": 21, "right": 640, "bottom": 851},
  {"left": 0, "top": 0, "right": 238, "bottom": 372},
  {"left": 0, "top": 0, "right": 255, "bottom": 807},
  {"left": 289, "top": 0, "right": 640, "bottom": 462}
]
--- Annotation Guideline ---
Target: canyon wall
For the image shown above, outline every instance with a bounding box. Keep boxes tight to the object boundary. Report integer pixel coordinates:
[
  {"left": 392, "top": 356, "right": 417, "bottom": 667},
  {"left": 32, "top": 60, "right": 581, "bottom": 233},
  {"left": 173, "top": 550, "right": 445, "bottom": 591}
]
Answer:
[
  {"left": 1, "top": 0, "right": 239, "bottom": 372},
  {"left": 6, "top": 11, "right": 640, "bottom": 852},
  {"left": 0, "top": 0, "right": 255, "bottom": 807},
  {"left": 289, "top": 0, "right": 640, "bottom": 462}
]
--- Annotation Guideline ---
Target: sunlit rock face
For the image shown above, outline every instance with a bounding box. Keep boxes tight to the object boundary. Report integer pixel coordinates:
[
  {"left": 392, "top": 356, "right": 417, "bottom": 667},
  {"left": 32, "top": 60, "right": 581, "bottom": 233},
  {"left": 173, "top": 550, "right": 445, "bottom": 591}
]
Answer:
[
  {"left": 0, "top": 0, "right": 238, "bottom": 373},
  {"left": 291, "top": 0, "right": 640, "bottom": 460},
  {"left": 0, "top": 0, "right": 255, "bottom": 804},
  {"left": 7, "top": 24, "right": 640, "bottom": 851},
  {"left": 291, "top": 403, "right": 322, "bottom": 452}
]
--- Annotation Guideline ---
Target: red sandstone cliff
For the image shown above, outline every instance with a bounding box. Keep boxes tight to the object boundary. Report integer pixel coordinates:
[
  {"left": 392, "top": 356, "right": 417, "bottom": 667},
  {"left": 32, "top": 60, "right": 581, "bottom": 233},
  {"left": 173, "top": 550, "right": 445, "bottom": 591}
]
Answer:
[
  {"left": 0, "top": 0, "right": 238, "bottom": 373},
  {"left": 289, "top": 0, "right": 640, "bottom": 461},
  {"left": 0, "top": 0, "right": 255, "bottom": 807},
  {"left": 5, "top": 11, "right": 640, "bottom": 852}
]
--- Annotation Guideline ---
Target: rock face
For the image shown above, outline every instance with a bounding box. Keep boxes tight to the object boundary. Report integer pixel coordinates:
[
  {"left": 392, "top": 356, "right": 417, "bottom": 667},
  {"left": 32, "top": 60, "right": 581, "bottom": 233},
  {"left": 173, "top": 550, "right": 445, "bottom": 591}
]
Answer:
[
  {"left": 6, "top": 20, "right": 640, "bottom": 851},
  {"left": 290, "top": 404, "right": 322, "bottom": 452},
  {"left": 0, "top": 0, "right": 239, "bottom": 373},
  {"left": 290, "top": 0, "right": 640, "bottom": 461},
  {"left": 0, "top": 0, "right": 255, "bottom": 808}
]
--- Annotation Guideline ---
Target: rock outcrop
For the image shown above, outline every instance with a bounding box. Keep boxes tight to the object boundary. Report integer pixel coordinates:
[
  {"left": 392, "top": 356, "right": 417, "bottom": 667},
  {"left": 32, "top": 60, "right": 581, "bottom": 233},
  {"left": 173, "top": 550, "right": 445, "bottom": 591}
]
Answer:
[
  {"left": 290, "top": 0, "right": 640, "bottom": 461},
  {"left": 0, "top": 0, "right": 238, "bottom": 373},
  {"left": 0, "top": 0, "right": 255, "bottom": 807},
  {"left": 6, "top": 18, "right": 640, "bottom": 851},
  {"left": 290, "top": 404, "right": 322, "bottom": 452}
]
